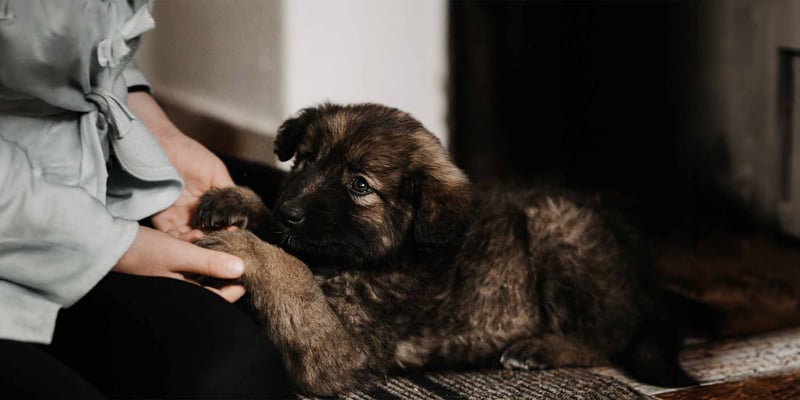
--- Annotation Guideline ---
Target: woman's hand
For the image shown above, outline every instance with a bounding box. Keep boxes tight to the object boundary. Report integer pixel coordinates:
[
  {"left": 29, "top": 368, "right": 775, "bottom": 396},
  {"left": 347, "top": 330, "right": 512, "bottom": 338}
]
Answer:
[
  {"left": 150, "top": 132, "right": 234, "bottom": 240},
  {"left": 127, "top": 92, "right": 234, "bottom": 241},
  {"left": 114, "top": 226, "right": 247, "bottom": 302},
  {"left": 125, "top": 92, "right": 245, "bottom": 301}
]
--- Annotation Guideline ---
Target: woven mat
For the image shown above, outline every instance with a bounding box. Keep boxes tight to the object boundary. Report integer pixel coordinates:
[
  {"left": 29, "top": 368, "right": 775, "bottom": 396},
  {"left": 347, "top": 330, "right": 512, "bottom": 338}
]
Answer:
[
  {"left": 294, "top": 328, "right": 800, "bottom": 399},
  {"left": 298, "top": 369, "right": 651, "bottom": 400}
]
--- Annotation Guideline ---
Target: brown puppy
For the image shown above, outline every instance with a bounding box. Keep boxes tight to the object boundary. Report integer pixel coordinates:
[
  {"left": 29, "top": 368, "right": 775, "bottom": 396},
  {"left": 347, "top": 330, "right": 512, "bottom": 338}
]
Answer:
[{"left": 196, "top": 103, "right": 694, "bottom": 396}]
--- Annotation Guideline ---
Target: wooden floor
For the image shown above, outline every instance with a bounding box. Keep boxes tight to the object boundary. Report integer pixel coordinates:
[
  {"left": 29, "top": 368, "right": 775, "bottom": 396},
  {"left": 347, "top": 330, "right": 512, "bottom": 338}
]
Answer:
[
  {"left": 657, "top": 371, "right": 800, "bottom": 400},
  {"left": 645, "top": 228, "right": 800, "bottom": 399},
  {"left": 593, "top": 326, "right": 800, "bottom": 398}
]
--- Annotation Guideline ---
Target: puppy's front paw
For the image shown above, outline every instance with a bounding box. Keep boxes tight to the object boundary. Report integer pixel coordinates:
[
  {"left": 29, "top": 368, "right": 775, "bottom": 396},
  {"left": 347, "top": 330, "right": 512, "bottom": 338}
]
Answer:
[
  {"left": 195, "top": 229, "right": 261, "bottom": 257},
  {"left": 196, "top": 187, "right": 263, "bottom": 231},
  {"left": 190, "top": 230, "right": 263, "bottom": 287}
]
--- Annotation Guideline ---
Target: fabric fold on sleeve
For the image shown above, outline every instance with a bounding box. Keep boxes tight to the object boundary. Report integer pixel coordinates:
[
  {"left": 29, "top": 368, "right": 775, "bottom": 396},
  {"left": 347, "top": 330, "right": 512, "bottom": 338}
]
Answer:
[
  {"left": 0, "top": 281, "right": 60, "bottom": 344},
  {"left": 122, "top": 60, "right": 151, "bottom": 92}
]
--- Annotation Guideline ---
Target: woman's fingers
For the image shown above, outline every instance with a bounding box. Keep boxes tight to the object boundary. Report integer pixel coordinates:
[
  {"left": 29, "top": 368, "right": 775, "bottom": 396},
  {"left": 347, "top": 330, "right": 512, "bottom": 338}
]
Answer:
[
  {"left": 114, "top": 227, "right": 246, "bottom": 302},
  {"left": 180, "top": 229, "right": 205, "bottom": 242},
  {"left": 205, "top": 284, "right": 247, "bottom": 303},
  {"left": 171, "top": 242, "right": 245, "bottom": 280}
]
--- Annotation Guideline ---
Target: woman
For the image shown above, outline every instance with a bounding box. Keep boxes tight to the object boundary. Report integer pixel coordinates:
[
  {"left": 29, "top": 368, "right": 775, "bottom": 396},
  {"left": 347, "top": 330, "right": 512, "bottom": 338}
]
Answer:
[{"left": 0, "top": 1, "right": 288, "bottom": 398}]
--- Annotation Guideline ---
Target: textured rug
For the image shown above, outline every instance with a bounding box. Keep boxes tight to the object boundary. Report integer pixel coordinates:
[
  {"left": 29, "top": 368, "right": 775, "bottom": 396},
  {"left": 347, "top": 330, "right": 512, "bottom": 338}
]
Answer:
[
  {"left": 297, "top": 327, "right": 800, "bottom": 399},
  {"left": 298, "top": 369, "right": 651, "bottom": 400}
]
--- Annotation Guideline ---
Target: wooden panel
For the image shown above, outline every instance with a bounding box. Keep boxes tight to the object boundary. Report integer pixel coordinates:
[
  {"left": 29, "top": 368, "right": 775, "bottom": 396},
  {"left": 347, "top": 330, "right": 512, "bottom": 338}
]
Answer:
[
  {"left": 592, "top": 327, "right": 800, "bottom": 396},
  {"left": 657, "top": 372, "right": 800, "bottom": 400}
]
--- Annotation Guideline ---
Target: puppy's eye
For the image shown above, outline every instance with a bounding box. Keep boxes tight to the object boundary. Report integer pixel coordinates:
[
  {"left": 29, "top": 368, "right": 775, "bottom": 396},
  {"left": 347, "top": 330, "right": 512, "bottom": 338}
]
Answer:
[{"left": 350, "top": 177, "right": 373, "bottom": 195}]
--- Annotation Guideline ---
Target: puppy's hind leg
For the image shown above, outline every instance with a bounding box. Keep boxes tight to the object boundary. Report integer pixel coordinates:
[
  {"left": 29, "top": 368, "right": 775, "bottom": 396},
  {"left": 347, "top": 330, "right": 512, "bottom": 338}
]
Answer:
[{"left": 500, "top": 334, "right": 605, "bottom": 371}]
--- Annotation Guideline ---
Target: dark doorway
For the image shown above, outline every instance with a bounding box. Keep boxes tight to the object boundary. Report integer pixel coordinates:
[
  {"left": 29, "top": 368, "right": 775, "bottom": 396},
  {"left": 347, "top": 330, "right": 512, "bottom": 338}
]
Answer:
[{"left": 448, "top": 1, "right": 718, "bottom": 235}]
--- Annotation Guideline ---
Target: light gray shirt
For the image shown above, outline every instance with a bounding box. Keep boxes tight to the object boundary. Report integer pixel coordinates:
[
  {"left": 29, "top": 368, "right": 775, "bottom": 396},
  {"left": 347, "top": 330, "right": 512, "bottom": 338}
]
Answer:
[{"left": 0, "top": 0, "right": 183, "bottom": 343}]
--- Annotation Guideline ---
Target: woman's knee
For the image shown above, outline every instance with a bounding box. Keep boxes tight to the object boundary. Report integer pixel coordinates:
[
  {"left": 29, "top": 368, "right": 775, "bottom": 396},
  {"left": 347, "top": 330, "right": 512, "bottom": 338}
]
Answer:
[{"left": 55, "top": 273, "right": 292, "bottom": 398}]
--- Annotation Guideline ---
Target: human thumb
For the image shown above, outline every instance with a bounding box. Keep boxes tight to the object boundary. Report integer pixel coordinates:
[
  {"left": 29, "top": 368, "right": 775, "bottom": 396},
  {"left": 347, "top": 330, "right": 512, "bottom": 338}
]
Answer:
[{"left": 171, "top": 242, "right": 245, "bottom": 280}]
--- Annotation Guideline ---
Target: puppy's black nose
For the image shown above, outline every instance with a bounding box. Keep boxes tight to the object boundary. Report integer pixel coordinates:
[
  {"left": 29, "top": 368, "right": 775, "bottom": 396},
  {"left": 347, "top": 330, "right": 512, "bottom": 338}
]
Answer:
[{"left": 278, "top": 203, "right": 305, "bottom": 226}]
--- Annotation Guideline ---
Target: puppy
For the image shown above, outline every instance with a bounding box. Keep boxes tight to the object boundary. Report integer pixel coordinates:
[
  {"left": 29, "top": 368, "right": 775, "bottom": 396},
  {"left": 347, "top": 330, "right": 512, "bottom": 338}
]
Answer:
[{"left": 196, "top": 103, "right": 695, "bottom": 396}]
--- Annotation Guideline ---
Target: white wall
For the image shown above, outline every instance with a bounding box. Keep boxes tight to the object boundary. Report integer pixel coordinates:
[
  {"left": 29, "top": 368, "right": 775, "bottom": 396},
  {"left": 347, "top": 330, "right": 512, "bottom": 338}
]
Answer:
[
  {"left": 282, "top": 0, "right": 448, "bottom": 145},
  {"left": 136, "top": 0, "right": 285, "bottom": 136},
  {"left": 136, "top": 0, "right": 449, "bottom": 165}
]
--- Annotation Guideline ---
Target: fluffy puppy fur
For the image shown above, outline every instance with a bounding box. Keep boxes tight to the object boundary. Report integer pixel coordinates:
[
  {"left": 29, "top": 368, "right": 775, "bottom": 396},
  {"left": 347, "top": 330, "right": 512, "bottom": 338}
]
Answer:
[{"left": 196, "top": 103, "right": 695, "bottom": 396}]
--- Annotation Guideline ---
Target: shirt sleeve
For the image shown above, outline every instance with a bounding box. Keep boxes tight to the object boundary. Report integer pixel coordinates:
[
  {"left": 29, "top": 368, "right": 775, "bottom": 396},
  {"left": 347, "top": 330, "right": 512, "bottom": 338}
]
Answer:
[
  {"left": 0, "top": 136, "right": 140, "bottom": 307},
  {"left": 123, "top": 59, "right": 152, "bottom": 93}
]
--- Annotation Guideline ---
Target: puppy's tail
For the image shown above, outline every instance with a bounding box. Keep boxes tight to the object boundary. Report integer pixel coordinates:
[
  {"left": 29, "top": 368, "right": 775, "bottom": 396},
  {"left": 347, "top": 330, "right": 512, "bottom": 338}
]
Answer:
[{"left": 617, "top": 290, "right": 717, "bottom": 388}]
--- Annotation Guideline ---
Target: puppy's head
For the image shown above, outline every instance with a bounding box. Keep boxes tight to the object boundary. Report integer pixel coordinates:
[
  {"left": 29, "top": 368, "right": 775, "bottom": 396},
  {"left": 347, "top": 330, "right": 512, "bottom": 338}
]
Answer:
[{"left": 271, "top": 103, "right": 473, "bottom": 266}]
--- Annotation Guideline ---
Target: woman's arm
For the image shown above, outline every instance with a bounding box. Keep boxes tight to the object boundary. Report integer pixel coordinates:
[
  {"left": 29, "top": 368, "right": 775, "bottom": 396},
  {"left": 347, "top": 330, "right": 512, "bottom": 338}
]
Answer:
[
  {"left": 127, "top": 91, "right": 235, "bottom": 240},
  {"left": 122, "top": 91, "right": 246, "bottom": 302}
]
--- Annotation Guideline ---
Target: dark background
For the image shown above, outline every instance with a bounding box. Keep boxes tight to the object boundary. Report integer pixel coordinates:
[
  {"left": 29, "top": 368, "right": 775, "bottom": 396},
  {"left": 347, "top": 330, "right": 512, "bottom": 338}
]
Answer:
[{"left": 447, "top": 1, "right": 750, "bottom": 238}]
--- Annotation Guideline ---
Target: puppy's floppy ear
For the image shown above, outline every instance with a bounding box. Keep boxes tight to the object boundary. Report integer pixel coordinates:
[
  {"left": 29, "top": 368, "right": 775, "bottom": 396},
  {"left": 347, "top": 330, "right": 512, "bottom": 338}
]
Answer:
[
  {"left": 410, "top": 143, "right": 474, "bottom": 249},
  {"left": 274, "top": 107, "right": 319, "bottom": 161}
]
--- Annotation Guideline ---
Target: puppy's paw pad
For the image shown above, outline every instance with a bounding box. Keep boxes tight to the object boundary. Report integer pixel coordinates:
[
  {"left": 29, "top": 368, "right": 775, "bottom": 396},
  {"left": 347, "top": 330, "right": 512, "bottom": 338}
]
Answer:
[{"left": 196, "top": 188, "right": 253, "bottom": 230}]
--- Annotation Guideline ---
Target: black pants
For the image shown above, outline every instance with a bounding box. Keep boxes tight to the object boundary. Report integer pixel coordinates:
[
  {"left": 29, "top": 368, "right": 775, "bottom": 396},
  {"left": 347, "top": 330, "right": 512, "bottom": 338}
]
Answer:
[{"left": 1, "top": 273, "right": 291, "bottom": 399}]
